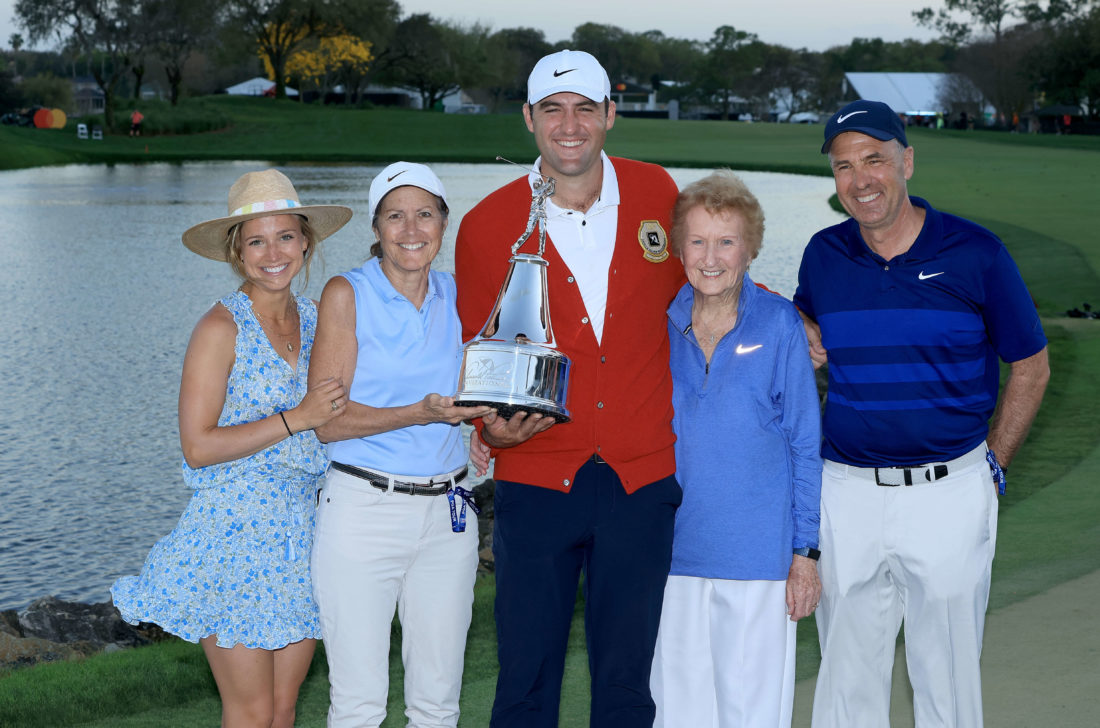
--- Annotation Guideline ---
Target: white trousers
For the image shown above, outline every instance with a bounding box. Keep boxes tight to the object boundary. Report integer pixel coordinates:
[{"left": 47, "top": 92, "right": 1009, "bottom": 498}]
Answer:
[
  {"left": 812, "top": 447, "right": 998, "bottom": 728},
  {"left": 652, "top": 575, "right": 797, "bottom": 728},
  {"left": 311, "top": 468, "right": 479, "bottom": 728}
]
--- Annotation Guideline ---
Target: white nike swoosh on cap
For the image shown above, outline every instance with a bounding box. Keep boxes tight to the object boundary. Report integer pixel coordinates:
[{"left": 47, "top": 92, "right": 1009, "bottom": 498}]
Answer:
[
  {"left": 837, "top": 110, "right": 868, "bottom": 123},
  {"left": 918, "top": 271, "right": 945, "bottom": 280},
  {"left": 736, "top": 344, "right": 763, "bottom": 354}
]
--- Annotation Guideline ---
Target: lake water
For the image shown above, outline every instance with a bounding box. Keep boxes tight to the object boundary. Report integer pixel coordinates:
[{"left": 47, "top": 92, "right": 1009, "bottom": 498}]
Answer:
[{"left": 0, "top": 161, "right": 842, "bottom": 610}]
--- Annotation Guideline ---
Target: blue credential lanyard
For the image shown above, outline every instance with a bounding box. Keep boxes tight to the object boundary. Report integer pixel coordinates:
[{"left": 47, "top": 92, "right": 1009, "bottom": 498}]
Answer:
[
  {"left": 446, "top": 486, "right": 481, "bottom": 532},
  {"left": 986, "top": 449, "right": 1006, "bottom": 496}
]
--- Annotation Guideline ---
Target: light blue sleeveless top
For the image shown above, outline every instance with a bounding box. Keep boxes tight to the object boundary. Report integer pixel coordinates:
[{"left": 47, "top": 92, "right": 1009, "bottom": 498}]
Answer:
[{"left": 327, "top": 258, "right": 466, "bottom": 476}]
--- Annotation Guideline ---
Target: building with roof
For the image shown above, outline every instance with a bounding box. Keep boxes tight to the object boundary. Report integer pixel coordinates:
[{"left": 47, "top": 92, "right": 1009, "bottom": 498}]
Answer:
[{"left": 224, "top": 77, "right": 298, "bottom": 97}]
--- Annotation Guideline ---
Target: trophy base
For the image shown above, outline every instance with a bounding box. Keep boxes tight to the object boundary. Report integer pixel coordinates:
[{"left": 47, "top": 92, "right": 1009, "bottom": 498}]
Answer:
[
  {"left": 454, "top": 339, "right": 571, "bottom": 425},
  {"left": 454, "top": 399, "right": 571, "bottom": 424}
]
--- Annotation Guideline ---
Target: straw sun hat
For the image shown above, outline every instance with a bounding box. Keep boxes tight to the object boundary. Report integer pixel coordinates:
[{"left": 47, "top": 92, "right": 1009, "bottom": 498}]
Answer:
[{"left": 182, "top": 169, "right": 353, "bottom": 261}]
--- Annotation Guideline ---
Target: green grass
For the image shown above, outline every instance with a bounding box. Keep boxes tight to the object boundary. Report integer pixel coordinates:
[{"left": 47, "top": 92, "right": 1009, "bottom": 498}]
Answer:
[
  {"left": 0, "top": 638, "right": 215, "bottom": 726},
  {"left": 0, "top": 98, "right": 832, "bottom": 175},
  {"left": 2, "top": 98, "right": 1099, "bottom": 725},
  {"left": 0, "top": 97, "right": 539, "bottom": 168},
  {"left": 0, "top": 575, "right": 553, "bottom": 728},
  {"left": 937, "top": 126, "right": 1100, "bottom": 152},
  {"left": 987, "top": 320, "right": 1100, "bottom": 607}
]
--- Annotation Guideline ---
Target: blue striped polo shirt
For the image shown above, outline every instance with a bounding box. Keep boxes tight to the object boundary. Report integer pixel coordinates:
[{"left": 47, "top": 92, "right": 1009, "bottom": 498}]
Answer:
[{"left": 793, "top": 197, "right": 1046, "bottom": 467}]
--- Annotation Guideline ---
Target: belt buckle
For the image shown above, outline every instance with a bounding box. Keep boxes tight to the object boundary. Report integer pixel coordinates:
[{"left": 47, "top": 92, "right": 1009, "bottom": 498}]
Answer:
[
  {"left": 874, "top": 467, "right": 908, "bottom": 486},
  {"left": 874, "top": 464, "right": 949, "bottom": 486},
  {"left": 413, "top": 476, "right": 452, "bottom": 496}
]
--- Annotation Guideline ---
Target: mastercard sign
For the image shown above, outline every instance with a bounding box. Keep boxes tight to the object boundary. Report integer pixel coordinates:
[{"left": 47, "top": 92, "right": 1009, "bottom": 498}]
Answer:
[{"left": 33, "top": 108, "right": 69, "bottom": 129}]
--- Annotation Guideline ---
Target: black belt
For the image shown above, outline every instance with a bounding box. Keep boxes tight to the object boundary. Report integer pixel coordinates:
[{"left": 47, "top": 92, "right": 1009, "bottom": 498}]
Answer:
[{"left": 330, "top": 462, "right": 466, "bottom": 496}]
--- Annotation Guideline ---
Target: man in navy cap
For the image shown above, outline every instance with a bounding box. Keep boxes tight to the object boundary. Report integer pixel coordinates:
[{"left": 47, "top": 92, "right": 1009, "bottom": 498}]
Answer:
[{"left": 794, "top": 100, "right": 1049, "bottom": 727}]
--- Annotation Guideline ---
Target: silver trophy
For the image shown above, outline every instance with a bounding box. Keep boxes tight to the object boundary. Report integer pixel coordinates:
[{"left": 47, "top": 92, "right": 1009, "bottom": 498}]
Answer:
[{"left": 454, "top": 172, "right": 572, "bottom": 422}]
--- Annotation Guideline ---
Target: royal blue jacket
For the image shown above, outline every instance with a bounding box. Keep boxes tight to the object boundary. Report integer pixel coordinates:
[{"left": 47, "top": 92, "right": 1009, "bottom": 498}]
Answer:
[{"left": 668, "top": 276, "right": 822, "bottom": 581}]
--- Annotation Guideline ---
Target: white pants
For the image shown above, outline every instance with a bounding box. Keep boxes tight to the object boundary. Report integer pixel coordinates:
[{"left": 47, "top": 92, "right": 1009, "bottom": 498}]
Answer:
[
  {"left": 311, "top": 467, "right": 479, "bottom": 728},
  {"left": 652, "top": 575, "right": 797, "bottom": 728},
  {"left": 812, "top": 447, "right": 998, "bottom": 728}
]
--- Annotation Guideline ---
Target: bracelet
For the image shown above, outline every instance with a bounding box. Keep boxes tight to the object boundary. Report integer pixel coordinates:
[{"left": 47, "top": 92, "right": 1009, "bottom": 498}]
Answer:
[{"left": 279, "top": 411, "right": 294, "bottom": 437}]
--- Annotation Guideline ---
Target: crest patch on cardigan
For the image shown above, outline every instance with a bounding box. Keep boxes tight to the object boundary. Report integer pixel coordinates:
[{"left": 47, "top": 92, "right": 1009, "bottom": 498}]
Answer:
[{"left": 637, "top": 220, "right": 669, "bottom": 263}]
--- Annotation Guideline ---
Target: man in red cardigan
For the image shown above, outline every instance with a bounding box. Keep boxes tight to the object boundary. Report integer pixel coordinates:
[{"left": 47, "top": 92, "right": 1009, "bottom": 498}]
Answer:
[{"left": 455, "top": 50, "right": 685, "bottom": 728}]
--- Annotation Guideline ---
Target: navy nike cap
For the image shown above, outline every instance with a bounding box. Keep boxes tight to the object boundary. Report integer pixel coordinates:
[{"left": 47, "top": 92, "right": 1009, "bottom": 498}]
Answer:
[{"left": 822, "top": 100, "right": 908, "bottom": 153}]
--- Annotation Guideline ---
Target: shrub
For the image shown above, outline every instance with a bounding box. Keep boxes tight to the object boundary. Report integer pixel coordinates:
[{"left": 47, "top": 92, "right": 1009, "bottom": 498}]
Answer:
[
  {"left": 19, "top": 72, "right": 72, "bottom": 111},
  {"left": 82, "top": 98, "right": 232, "bottom": 136},
  {"left": 0, "top": 66, "right": 23, "bottom": 113}
]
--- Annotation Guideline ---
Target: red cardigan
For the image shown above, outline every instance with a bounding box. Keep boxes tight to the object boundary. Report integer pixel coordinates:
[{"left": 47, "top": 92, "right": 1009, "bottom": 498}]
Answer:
[{"left": 455, "top": 157, "right": 685, "bottom": 493}]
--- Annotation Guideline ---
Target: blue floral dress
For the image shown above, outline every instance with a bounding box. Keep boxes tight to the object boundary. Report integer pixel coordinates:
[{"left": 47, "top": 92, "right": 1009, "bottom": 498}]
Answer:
[{"left": 112, "top": 292, "right": 326, "bottom": 649}]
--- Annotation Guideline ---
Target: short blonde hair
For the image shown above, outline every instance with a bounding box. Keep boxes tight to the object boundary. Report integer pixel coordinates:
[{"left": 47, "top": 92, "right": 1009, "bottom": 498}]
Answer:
[
  {"left": 224, "top": 214, "right": 318, "bottom": 290},
  {"left": 670, "top": 170, "right": 765, "bottom": 258}
]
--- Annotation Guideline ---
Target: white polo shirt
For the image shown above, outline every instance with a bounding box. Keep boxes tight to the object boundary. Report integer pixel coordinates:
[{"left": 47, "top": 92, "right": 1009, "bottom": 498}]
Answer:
[{"left": 528, "top": 152, "right": 620, "bottom": 344}]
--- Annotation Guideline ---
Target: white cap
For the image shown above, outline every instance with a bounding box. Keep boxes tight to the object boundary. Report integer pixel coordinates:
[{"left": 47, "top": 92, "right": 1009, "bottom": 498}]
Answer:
[
  {"left": 368, "top": 162, "right": 448, "bottom": 221},
  {"left": 527, "top": 49, "right": 611, "bottom": 105}
]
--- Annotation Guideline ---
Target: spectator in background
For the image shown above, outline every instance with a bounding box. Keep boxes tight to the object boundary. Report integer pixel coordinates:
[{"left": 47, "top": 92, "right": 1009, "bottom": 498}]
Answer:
[{"left": 129, "top": 108, "right": 144, "bottom": 137}]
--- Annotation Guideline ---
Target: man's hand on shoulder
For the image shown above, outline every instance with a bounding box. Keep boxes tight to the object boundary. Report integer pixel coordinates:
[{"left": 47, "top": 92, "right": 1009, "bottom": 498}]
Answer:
[
  {"left": 797, "top": 309, "right": 828, "bottom": 369},
  {"left": 480, "top": 410, "right": 555, "bottom": 449}
]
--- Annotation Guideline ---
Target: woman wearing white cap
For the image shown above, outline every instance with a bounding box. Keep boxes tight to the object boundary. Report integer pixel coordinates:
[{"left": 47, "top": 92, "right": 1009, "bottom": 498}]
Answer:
[
  {"left": 308, "top": 162, "right": 492, "bottom": 727},
  {"left": 112, "top": 169, "right": 352, "bottom": 728}
]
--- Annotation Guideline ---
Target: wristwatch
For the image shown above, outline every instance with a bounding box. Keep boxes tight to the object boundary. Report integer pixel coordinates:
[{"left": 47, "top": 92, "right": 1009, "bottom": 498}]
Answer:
[{"left": 793, "top": 547, "right": 821, "bottom": 561}]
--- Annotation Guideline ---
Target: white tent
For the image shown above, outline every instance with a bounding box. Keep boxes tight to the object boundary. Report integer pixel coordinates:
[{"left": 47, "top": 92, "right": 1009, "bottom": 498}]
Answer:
[
  {"left": 844, "top": 72, "right": 948, "bottom": 116},
  {"left": 224, "top": 77, "right": 298, "bottom": 98}
]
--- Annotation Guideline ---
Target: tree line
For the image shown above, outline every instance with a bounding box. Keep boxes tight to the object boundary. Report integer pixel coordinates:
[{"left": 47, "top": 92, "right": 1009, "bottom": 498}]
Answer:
[
  {"left": 4, "top": 0, "right": 1099, "bottom": 130},
  {"left": 913, "top": 0, "right": 1100, "bottom": 120}
]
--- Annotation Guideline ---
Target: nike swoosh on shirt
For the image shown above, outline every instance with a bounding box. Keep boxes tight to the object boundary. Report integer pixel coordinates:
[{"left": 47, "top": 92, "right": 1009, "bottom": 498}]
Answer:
[
  {"left": 735, "top": 344, "right": 763, "bottom": 354},
  {"left": 918, "top": 271, "right": 944, "bottom": 280},
  {"left": 553, "top": 68, "right": 576, "bottom": 77},
  {"left": 837, "top": 110, "right": 868, "bottom": 124},
  {"left": 387, "top": 170, "right": 407, "bottom": 183}
]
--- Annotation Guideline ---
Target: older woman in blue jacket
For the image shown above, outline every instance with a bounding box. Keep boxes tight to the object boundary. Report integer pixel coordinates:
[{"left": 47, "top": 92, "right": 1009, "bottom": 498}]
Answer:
[{"left": 651, "top": 171, "right": 822, "bottom": 728}]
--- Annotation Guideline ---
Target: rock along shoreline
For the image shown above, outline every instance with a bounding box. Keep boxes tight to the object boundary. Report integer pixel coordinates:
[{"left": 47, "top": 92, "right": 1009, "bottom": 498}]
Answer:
[{"left": 0, "top": 596, "right": 170, "bottom": 671}]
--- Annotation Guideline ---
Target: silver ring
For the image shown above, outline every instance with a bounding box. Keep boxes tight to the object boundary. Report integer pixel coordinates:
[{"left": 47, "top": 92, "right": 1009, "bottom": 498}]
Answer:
[{"left": 331, "top": 400, "right": 338, "bottom": 411}]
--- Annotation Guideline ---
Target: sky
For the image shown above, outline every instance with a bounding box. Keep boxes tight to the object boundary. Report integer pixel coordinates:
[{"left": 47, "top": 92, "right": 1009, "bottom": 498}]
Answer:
[
  {"left": 1, "top": 0, "right": 947, "bottom": 53},
  {"left": 394, "top": 0, "right": 947, "bottom": 51}
]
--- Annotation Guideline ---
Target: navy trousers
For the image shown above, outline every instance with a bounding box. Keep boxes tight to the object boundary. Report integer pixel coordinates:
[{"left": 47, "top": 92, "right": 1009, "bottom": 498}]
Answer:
[{"left": 490, "top": 458, "right": 682, "bottom": 728}]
